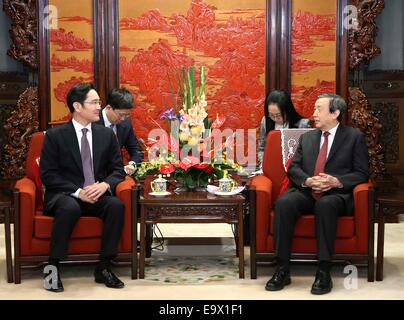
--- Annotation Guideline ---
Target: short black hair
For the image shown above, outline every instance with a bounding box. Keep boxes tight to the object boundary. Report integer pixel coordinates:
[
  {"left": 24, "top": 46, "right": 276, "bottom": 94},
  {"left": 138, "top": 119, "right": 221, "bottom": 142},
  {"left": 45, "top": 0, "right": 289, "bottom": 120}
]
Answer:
[
  {"left": 317, "top": 93, "right": 347, "bottom": 122},
  {"left": 66, "top": 83, "right": 96, "bottom": 113},
  {"left": 107, "top": 87, "right": 134, "bottom": 110}
]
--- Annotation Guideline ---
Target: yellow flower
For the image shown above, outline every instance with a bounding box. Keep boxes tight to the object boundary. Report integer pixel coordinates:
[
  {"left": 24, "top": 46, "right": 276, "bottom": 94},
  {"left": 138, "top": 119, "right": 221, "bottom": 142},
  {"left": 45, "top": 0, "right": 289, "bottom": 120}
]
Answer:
[
  {"left": 179, "top": 131, "right": 189, "bottom": 142},
  {"left": 190, "top": 126, "right": 203, "bottom": 136},
  {"left": 188, "top": 136, "right": 199, "bottom": 146}
]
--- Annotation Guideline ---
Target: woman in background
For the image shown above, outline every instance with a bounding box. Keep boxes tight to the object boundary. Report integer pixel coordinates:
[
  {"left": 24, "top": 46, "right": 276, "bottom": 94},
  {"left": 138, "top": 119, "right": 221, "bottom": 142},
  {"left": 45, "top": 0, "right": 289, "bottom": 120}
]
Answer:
[{"left": 257, "top": 90, "right": 311, "bottom": 168}]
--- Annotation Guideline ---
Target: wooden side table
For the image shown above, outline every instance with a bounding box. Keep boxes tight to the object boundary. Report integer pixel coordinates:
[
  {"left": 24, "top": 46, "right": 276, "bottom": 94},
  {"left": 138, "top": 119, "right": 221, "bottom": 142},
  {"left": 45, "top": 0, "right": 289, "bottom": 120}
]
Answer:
[
  {"left": 0, "top": 189, "right": 14, "bottom": 283},
  {"left": 376, "top": 190, "right": 404, "bottom": 281},
  {"left": 136, "top": 188, "right": 249, "bottom": 279}
]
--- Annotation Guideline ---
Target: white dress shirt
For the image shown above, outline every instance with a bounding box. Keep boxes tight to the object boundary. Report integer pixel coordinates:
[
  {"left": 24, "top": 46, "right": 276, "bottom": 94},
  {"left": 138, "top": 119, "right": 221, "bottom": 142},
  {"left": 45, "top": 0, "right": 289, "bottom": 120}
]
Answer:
[
  {"left": 71, "top": 118, "right": 93, "bottom": 198},
  {"left": 102, "top": 108, "right": 116, "bottom": 134},
  {"left": 275, "top": 121, "right": 289, "bottom": 130},
  {"left": 320, "top": 123, "right": 339, "bottom": 159}
]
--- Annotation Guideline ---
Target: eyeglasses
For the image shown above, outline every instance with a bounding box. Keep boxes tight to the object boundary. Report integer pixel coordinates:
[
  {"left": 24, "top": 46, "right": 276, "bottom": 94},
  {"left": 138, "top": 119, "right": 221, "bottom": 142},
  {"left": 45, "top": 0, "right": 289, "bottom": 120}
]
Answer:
[
  {"left": 113, "top": 109, "right": 131, "bottom": 119},
  {"left": 84, "top": 100, "right": 102, "bottom": 106},
  {"left": 268, "top": 112, "right": 282, "bottom": 119}
]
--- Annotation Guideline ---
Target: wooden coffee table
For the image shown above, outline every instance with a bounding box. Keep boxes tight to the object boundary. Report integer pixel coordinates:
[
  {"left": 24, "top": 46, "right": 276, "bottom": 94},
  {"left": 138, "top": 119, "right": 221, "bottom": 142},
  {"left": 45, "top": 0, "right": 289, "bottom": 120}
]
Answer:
[{"left": 134, "top": 188, "right": 248, "bottom": 279}]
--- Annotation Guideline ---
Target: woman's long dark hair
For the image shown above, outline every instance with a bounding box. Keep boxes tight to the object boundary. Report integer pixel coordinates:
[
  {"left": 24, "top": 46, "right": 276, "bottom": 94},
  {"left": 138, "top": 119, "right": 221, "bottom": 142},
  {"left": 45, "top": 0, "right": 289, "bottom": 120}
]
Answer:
[{"left": 264, "top": 90, "right": 302, "bottom": 135}]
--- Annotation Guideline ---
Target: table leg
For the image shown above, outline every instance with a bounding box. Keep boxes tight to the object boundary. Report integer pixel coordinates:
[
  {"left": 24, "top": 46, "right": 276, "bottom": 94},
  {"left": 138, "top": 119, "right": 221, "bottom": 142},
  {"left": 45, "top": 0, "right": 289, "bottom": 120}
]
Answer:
[
  {"left": 5, "top": 207, "right": 13, "bottom": 283},
  {"left": 376, "top": 205, "right": 385, "bottom": 281},
  {"left": 131, "top": 190, "right": 138, "bottom": 279},
  {"left": 238, "top": 204, "right": 244, "bottom": 279},
  {"left": 139, "top": 206, "right": 146, "bottom": 279}
]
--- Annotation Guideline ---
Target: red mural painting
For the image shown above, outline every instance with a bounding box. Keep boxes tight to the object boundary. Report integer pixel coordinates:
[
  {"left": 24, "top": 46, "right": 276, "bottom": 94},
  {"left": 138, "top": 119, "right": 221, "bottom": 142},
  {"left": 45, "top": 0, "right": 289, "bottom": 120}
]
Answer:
[
  {"left": 51, "top": 55, "right": 93, "bottom": 73},
  {"left": 58, "top": 16, "right": 92, "bottom": 24},
  {"left": 54, "top": 76, "right": 93, "bottom": 105},
  {"left": 50, "top": 29, "right": 93, "bottom": 51},
  {"left": 292, "top": 80, "right": 336, "bottom": 118},
  {"left": 120, "top": 0, "right": 266, "bottom": 144},
  {"left": 291, "top": 11, "right": 336, "bottom": 118}
]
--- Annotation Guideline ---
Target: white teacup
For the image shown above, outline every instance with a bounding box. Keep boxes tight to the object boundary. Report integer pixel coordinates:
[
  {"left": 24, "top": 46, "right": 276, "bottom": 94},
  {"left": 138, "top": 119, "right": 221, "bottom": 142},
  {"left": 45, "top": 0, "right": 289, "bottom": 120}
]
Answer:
[
  {"left": 219, "top": 176, "right": 235, "bottom": 193},
  {"left": 151, "top": 175, "right": 167, "bottom": 193}
]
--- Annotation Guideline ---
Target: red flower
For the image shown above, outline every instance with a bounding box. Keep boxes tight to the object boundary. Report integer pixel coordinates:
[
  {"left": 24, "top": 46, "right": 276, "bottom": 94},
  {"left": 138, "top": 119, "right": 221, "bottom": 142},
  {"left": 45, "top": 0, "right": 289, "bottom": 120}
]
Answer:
[
  {"left": 193, "top": 163, "right": 209, "bottom": 169},
  {"left": 179, "top": 156, "right": 200, "bottom": 170},
  {"left": 204, "top": 166, "right": 214, "bottom": 174},
  {"left": 211, "top": 114, "right": 226, "bottom": 129},
  {"left": 159, "top": 163, "right": 175, "bottom": 175}
]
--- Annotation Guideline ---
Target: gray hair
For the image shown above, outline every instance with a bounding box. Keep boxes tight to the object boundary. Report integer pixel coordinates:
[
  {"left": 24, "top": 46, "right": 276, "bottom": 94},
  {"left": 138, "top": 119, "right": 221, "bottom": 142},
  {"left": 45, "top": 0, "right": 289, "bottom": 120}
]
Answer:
[{"left": 317, "top": 93, "right": 346, "bottom": 122}]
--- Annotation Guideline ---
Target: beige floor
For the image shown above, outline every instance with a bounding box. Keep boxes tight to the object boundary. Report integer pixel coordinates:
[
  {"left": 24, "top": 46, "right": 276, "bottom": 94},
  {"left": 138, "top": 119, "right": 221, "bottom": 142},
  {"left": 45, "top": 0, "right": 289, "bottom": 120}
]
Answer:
[{"left": 0, "top": 222, "right": 404, "bottom": 300}]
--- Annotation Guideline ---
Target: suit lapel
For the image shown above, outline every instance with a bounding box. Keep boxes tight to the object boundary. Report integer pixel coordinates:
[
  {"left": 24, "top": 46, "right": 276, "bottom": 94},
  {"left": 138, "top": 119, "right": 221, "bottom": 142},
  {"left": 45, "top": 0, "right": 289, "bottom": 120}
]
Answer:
[
  {"left": 116, "top": 123, "right": 124, "bottom": 146},
  {"left": 65, "top": 121, "right": 83, "bottom": 172},
  {"left": 310, "top": 129, "right": 322, "bottom": 170},
  {"left": 326, "top": 124, "right": 346, "bottom": 164},
  {"left": 92, "top": 123, "right": 102, "bottom": 176}
]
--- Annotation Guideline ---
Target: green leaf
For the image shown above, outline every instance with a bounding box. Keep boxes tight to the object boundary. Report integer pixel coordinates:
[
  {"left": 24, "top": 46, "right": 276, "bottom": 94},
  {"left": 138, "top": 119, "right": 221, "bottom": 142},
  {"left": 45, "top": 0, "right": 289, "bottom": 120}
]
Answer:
[
  {"left": 182, "top": 67, "right": 188, "bottom": 109},
  {"left": 188, "top": 66, "right": 195, "bottom": 108},
  {"left": 198, "top": 66, "right": 205, "bottom": 100}
]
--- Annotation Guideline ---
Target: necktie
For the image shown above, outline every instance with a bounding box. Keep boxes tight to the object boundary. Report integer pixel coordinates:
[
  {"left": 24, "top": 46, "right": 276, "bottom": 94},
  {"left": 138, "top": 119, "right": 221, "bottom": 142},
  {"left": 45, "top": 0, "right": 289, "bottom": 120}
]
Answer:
[
  {"left": 110, "top": 124, "right": 117, "bottom": 136},
  {"left": 312, "top": 131, "right": 330, "bottom": 200},
  {"left": 81, "top": 128, "right": 95, "bottom": 187}
]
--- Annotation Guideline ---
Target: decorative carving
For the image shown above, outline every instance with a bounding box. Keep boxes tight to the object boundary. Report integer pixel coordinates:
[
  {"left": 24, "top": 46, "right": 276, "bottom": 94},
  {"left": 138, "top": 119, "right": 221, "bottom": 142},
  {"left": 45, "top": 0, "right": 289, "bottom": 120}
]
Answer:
[
  {"left": 144, "top": 205, "right": 238, "bottom": 222},
  {"left": 1, "top": 87, "right": 39, "bottom": 178},
  {"left": 2, "top": 0, "right": 38, "bottom": 69},
  {"left": 348, "top": 87, "right": 385, "bottom": 179},
  {"left": 348, "top": 0, "right": 385, "bottom": 70},
  {"left": 372, "top": 102, "right": 399, "bottom": 163}
]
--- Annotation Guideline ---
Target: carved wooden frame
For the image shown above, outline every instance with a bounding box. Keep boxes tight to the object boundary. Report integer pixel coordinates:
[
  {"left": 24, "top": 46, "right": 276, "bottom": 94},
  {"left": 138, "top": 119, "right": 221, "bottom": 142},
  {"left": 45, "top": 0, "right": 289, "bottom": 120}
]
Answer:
[
  {"left": 2, "top": 0, "right": 38, "bottom": 69},
  {"left": 348, "top": 0, "right": 385, "bottom": 70}
]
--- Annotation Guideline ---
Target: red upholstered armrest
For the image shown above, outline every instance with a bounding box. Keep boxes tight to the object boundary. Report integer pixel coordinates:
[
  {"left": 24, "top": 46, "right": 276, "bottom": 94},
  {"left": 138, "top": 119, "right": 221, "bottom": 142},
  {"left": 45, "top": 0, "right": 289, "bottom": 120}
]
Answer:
[
  {"left": 352, "top": 182, "right": 372, "bottom": 252},
  {"left": 15, "top": 177, "right": 37, "bottom": 250},
  {"left": 115, "top": 176, "right": 136, "bottom": 251},
  {"left": 248, "top": 174, "right": 273, "bottom": 249}
]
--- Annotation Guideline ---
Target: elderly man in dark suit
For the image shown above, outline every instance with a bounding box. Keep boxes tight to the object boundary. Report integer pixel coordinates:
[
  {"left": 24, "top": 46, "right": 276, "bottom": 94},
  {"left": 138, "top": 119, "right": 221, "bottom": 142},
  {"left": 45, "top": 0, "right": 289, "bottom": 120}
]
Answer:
[
  {"left": 40, "top": 83, "right": 126, "bottom": 292},
  {"left": 97, "top": 87, "right": 143, "bottom": 174},
  {"left": 265, "top": 93, "right": 369, "bottom": 295}
]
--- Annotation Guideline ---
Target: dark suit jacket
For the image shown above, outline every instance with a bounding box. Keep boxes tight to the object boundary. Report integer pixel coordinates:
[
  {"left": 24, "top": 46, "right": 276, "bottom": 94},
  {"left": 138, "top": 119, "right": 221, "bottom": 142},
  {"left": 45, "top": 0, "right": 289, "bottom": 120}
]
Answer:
[
  {"left": 287, "top": 124, "right": 369, "bottom": 214},
  {"left": 98, "top": 111, "right": 143, "bottom": 163},
  {"left": 39, "top": 121, "right": 125, "bottom": 213}
]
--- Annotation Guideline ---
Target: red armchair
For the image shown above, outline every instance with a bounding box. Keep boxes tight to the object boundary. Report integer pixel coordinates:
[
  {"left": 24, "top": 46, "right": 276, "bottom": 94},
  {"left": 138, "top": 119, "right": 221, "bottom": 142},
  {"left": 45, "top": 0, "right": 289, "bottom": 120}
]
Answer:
[
  {"left": 13, "top": 132, "right": 136, "bottom": 283},
  {"left": 248, "top": 130, "right": 375, "bottom": 281}
]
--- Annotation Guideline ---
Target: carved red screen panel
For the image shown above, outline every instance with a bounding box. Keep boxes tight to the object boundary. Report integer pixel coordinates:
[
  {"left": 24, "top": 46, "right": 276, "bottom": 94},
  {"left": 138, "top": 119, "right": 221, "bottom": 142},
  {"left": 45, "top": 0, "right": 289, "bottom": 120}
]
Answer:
[
  {"left": 118, "top": 0, "right": 266, "bottom": 144},
  {"left": 49, "top": 0, "right": 94, "bottom": 124},
  {"left": 291, "top": 0, "right": 337, "bottom": 118}
]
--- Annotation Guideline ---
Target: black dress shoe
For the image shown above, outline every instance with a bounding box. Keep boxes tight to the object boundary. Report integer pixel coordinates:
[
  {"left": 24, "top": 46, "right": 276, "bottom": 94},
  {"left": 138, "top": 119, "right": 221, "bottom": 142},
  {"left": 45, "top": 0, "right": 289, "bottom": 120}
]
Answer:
[
  {"left": 311, "top": 270, "right": 333, "bottom": 295},
  {"left": 265, "top": 267, "right": 291, "bottom": 291},
  {"left": 43, "top": 265, "right": 64, "bottom": 293},
  {"left": 94, "top": 268, "right": 125, "bottom": 289}
]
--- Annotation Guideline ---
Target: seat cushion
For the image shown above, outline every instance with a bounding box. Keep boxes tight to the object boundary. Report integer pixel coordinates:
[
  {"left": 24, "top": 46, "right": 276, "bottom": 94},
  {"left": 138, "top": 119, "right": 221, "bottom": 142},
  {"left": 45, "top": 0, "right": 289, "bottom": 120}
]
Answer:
[
  {"left": 269, "top": 210, "right": 355, "bottom": 239},
  {"left": 34, "top": 215, "right": 103, "bottom": 239}
]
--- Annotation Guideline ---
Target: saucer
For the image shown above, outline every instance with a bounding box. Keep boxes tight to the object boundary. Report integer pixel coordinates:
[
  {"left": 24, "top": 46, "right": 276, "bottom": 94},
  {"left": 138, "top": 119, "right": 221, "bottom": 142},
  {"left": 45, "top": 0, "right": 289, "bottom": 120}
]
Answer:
[
  {"left": 207, "top": 185, "right": 245, "bottom": 196},
  {"left": 149, "top": 191, "right": 171, "bottom": 197}
]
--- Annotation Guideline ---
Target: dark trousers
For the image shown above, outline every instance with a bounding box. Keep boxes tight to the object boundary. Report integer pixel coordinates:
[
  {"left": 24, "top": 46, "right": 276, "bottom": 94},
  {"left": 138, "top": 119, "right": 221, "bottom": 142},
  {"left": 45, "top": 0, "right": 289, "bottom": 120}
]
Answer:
[
  {"left": 273, "top": 189, "right": 347, "bottom": 263},
  {"left": 44, "top": 195, "right": 125, "bottom": 260}
]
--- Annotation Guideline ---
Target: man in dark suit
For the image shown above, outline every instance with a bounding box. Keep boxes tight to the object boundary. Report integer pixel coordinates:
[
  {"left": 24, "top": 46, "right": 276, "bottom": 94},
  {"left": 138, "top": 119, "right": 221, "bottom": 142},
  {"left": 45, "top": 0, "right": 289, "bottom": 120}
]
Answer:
[
  {"left": 40, "top": 83, "right": 126, "bottom": 292},
  {"left": 265, "top": 93, "right": 369, "bottom": 295},
  {"left": 97, "top": 87, "right": 143, "bottom": 174}
]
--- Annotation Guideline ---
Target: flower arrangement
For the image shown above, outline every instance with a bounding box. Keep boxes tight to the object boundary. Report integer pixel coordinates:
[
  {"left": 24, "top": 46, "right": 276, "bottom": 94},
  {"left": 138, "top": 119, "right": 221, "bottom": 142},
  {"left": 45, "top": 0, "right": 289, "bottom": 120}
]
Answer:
[{"left": 130, "top": 66, "right": 241, "bottom": 190}]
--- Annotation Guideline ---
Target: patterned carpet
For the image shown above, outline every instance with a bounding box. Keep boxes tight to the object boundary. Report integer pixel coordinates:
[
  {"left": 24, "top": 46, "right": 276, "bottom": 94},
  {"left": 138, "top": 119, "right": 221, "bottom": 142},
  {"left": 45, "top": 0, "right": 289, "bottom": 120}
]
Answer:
[{"left": 142, "top": 244, "right": 244, "bottom": 284}]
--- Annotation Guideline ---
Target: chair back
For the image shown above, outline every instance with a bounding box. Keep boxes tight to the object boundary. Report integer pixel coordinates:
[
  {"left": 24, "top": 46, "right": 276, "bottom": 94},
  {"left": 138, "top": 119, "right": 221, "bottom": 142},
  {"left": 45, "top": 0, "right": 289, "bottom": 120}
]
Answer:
[
  {"left": 24, "top": 131, "right": 45, "bottom": 181},
  {"left": 262, "top": 129, "right": 314, "bottom": 200}
]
